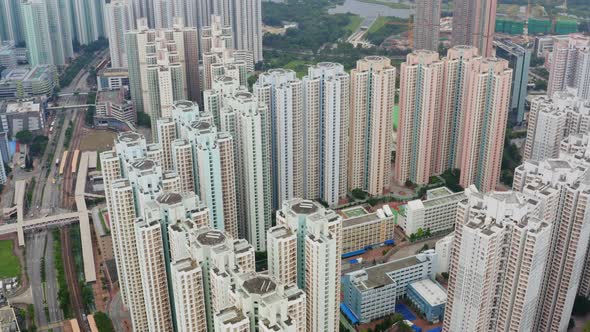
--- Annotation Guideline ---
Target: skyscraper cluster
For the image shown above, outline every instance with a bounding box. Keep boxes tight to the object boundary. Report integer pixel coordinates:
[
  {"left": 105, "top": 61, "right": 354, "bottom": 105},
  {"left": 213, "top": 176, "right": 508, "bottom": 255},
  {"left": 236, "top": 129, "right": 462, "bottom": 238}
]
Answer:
[
  {"left": 395, "top": 46, "right": 513, "bottom": 192},
  {"left": 101, "top": 129, "right": 342, "bottom": 330},
  {"left": 130, "top": 0, "right": 262, "bottom": 62},
  {"left": 547, "top": 34, "right": 590, "bottom": 100},
  {"left": 413, "top": 0, "right": 497, "bottom": 56},
  {"left": 2, "top": 0, "right": 105, "bottom": 66},
  {"left": 524, "top": 91, "right": 590, "bottom": 161},
  {"left": 124, "top": 18, "right": 200, "bottom": 129}
]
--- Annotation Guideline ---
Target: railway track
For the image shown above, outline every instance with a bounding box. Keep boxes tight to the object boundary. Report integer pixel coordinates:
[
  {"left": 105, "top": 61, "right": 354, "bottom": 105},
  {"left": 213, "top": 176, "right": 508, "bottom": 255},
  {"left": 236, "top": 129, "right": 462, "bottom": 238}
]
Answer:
[
  {"left": 61, "top": 227, "right": 89, "bottom": 331},
  {"left": 58, "top": 110, "right": 89, "bottom": 331}
]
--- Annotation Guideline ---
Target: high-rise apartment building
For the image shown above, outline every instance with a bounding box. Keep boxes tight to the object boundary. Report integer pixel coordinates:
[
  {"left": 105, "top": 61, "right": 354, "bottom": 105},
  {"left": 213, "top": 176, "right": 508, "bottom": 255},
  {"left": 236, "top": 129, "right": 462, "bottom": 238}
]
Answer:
[
  {"left": 395, "top": 46, "right": 510, "bottom": 192},
  {"left": 494, "top": 39, "right": 531, "bottom": 124},
  {"left": 268, "top": 199, "right": 342, "bottom": 332},
  {"left": 101, "top": 131, "right": 217, "bottom": 331},
  {"left": 173, "top": 100, "right": 239, "bottom": 238},
  {"left": 219, "top": 90, "right": 272, "bottom": 250},
  {"left": 459, "top": 57, "right": 512, "bottom": 192},
  {"left": 513, "top": 159, "right": 590, "bottom": 332},
  {"left": 451, "top": 0, "right": 497, "bottom": 57},
  {"left": 254, "top": 69, "right": 304, "bottom": 208},
  {"left": 547, "top": 34, "right": 590, "bottom": 99},
  {"left": 524, "top": 92, "right": 590, "bottom": 161},
  {"left": 0, "top": 0, "right": 24, "bottom": 44},
  {"left": 413, "top": 0, "right": 441, "bottom": 51},
  {"left": 168, "top": 223, "right": 255, "bottom": 331},
  {"left": 443, "top": 190, "right": 551, "bottom": 332},
  {"left": 232, "top": 0, "right": 262, "bottom": 62},
  {"left": 201, "top": 16, "right": 252, "bottom": 91},
  {"left": 125, "top": 19, "right": 200, "bottom": 124},
  {"left": 20, "top": 0, "right": 74, "bottom": 66},
  {"left": 20, "top": 0, "right": 53, "bottom": 66},
  {"left": 395, "top": 50, "right": 444, "bottom": 185},
  {"left": 349, "top": 56, "right": 396, "bottom": 195},
  {"left": 105, "top": 0, "right": 132, "bottom": 68},
  {"left": 302, "top": 62, "right": 349, "bottom": 206},
  {"left": 223, "top": 273, "right": 306, "bottom": 331},
  {"left": 71, "top": 0, "right": 105, "bottom": 45}
]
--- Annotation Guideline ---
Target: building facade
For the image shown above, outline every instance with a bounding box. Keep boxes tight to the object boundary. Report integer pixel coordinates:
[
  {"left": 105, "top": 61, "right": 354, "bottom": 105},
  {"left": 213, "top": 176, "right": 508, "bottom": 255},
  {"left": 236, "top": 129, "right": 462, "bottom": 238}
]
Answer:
[{"left": 348, "top": 56, "right": 396, "bottom": 195}]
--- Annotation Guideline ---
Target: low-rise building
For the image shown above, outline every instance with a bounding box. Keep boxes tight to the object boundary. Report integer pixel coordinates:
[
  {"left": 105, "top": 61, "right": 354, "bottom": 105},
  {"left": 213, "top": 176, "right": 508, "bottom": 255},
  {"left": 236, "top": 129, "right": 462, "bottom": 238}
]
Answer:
[
  {"left": 97, "top": 67, "right": 129, "bottom": 92},
  {"left": 401, "top": 187, "right": 468, "bottom": 237},
  {"left": 341, "top": 250, "right": 437, "bottom": 323},
  {"left": 0, "top": 302, "right": 19, "bottom": 332},
  {"left": 0, "top": 100, "right": 43, "bottom": 137},
  {"left": 0, "top": 65, "right": 57, "bottom": 99},
  {"left": 95, "top": 89, "right": 135, "bottom": 127},
  {"left": 0, "top": 43, "right": 17, "bottom": 69},
  {"left": 407, "top": 279, "right": 447, "bottom": 323},
  {"left": 340, "top": 205, "right": 395, "bottom": 253}
]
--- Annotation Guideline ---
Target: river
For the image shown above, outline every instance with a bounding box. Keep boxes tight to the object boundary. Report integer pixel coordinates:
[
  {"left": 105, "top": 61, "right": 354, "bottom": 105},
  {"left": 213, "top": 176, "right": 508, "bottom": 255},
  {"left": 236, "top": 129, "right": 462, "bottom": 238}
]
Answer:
[{"left": 328, "top": 0, "right": 413, "bottom": 19}]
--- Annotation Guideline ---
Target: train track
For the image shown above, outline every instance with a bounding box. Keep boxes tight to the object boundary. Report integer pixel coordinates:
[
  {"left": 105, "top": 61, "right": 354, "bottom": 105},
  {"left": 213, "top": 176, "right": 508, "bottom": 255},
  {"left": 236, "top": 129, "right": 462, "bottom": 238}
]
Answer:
[
  {"left": 61, "top": 227, "right": 89, "bottom": 331},
  {"left": 60, "top": 112, "right": 85, "bottom": 209},
  {"left": 58, "top": 110, "right": 89, "bottom": 331}
]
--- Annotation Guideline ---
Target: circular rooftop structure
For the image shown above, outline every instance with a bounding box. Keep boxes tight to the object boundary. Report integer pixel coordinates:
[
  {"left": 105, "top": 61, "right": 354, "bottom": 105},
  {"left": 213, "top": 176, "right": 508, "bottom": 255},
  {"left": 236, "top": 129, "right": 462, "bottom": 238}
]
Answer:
[
  {"left": 235, "top": 91, "right": 253, "bottom": 99},
  {"left": 191, "top": 120, "right": 211, "bottom": 131},
  {"left": 174, "top": 100, "right": 195, "bottom": 110},
  {"left": 364, "top": 55, "right": 385, "bottom": 62},
  {"left": 242, "top": 275, "right": 276, "bottom": 295},
  {"left": 291, "top": 200, "right": 319, "bottom": 215},
  {"left": 130, "top": 159, "right": 155, "bottom": 170},
  {"left": 118, "top": 132, "right": 141, "bottom": 142},
  {"left": 196, "top": 230, "right": 226, "bottom": 246},
  {"left": 156, "top": 192, "right": 183, "bottom": 205}
]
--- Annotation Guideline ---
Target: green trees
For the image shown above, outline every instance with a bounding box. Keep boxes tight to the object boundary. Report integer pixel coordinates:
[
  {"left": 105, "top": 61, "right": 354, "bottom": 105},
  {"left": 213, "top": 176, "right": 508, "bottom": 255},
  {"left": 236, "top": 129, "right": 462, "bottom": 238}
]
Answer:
[
  {"left": 93, "top": 311, "right": 115, "bottom": 332},
  {"left": 15, "top": 130, "right": 33, "bottom": 144},
  {"left": 30, "top": 135, "right": 49, "bottom": 157},
  {"left": 137, "top": 112, "right": 151, "bottom": 127}
]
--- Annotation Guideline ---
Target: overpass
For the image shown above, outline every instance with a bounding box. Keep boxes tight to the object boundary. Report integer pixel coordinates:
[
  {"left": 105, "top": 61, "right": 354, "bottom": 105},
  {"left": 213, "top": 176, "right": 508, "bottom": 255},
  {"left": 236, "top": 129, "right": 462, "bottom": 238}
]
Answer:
[{"left": 0, "top": 152, "right": 98, "bottom": 282}]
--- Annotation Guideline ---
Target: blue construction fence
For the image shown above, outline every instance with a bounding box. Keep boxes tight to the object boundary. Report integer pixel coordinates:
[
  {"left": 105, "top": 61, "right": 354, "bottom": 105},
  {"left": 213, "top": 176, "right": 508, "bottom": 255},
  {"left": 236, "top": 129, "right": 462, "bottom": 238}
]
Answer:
[
  {"left": 395, "top": 303, "right": 417, "bottom": 321},
  {"left": 340, "top": 303, "right": 359, "bottom": 325}
]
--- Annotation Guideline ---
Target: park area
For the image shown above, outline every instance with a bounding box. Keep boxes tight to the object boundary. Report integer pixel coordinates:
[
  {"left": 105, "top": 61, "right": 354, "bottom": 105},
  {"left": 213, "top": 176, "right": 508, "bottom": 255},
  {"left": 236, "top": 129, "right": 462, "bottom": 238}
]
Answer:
[{"left": 0, "top": 240, "right": 21, "bottom": 279}]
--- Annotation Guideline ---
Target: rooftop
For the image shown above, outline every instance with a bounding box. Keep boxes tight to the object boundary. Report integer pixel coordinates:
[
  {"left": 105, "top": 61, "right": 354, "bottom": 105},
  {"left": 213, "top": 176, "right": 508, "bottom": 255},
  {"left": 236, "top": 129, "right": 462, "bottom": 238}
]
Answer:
[
  {"left": 130, "top": 159, "right": 155, "bottom": 170},
  {"left": 196, "top": 230, "right": 226, "bottom": 246},
  {"left": 157, "top": 192, "right": 183, "bottom": 205},
  {"left": 409, "top": 279, "right": 447, "bottom": 306},
  {"left": 290, "top": 200, "right": 319, "bottom": 214},
  {"left": 242, "top": 275, "right": 277, "bottom": 295},
  {"left": 5, "top": 101, "right": 40, "bottom": 114}
]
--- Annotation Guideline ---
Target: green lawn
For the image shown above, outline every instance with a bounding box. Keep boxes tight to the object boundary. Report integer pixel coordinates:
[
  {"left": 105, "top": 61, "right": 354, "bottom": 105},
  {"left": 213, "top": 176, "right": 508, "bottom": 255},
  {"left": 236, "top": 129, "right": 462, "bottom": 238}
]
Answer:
[
  {"left": 284, "top": 60, "right": 313, "bottom": 78},
  {"left": 0, "top": 240, "right": 21, "bottom": 279},
  {"left": 357, "top": 0, "right": 410, "bottom": 10},
  {"left": 342, "top": 207, "right": 368, "bottom": 218},
  {"left": 344, "top": 14, "right": 363, "bottom": 34},
  {"left": 369, "top": 16, "right": 390, "bottom": 33}
]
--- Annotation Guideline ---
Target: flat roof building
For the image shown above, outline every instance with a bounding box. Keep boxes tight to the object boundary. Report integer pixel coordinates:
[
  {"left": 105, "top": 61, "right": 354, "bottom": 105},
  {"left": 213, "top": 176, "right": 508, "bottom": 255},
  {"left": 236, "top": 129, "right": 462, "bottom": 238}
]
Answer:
[
  {"left": 401, "top": 187, "right": 468, "bottom": 237},
  {"left": 342, "top": 250, "right": 437, "bottom": 323},
  {"left": 407, "top": 279, "right": 447, "bottom": 323},
  {"left": 340, "top": 205, "right": 395, "bottom": 253},
  {"left": 0, "top": 100, "right": 43, "bottom": 137}
]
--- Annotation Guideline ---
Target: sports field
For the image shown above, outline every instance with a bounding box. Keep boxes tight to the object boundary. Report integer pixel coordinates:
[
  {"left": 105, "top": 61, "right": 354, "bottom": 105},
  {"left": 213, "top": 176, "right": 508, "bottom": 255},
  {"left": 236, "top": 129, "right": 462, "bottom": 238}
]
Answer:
[
  {"left": 0, "top": 240, "right": 21, "bottom": 279},
  {"left": 342, "top": 207, "right": 368, "bottom": 218}
]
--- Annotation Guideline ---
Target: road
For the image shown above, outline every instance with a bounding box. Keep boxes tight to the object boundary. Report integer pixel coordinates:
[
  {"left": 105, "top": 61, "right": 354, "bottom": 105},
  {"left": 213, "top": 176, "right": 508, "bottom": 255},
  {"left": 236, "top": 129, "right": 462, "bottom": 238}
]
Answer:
[
  {"left": 60, "top": 49, "right": 108, "bottom": 94},
  {"left": 25, "top": 231, "right": 63, "bottom": 331},
  {"left": 108, "top": 292, "right": 131, "bottom": 332}
]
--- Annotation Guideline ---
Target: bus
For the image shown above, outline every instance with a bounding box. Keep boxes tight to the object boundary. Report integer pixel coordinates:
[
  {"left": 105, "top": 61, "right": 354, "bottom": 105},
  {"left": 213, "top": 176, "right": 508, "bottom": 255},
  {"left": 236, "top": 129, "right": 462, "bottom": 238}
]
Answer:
[{"left": 59, "top": 150, "right": 68, "bottom": 175}]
